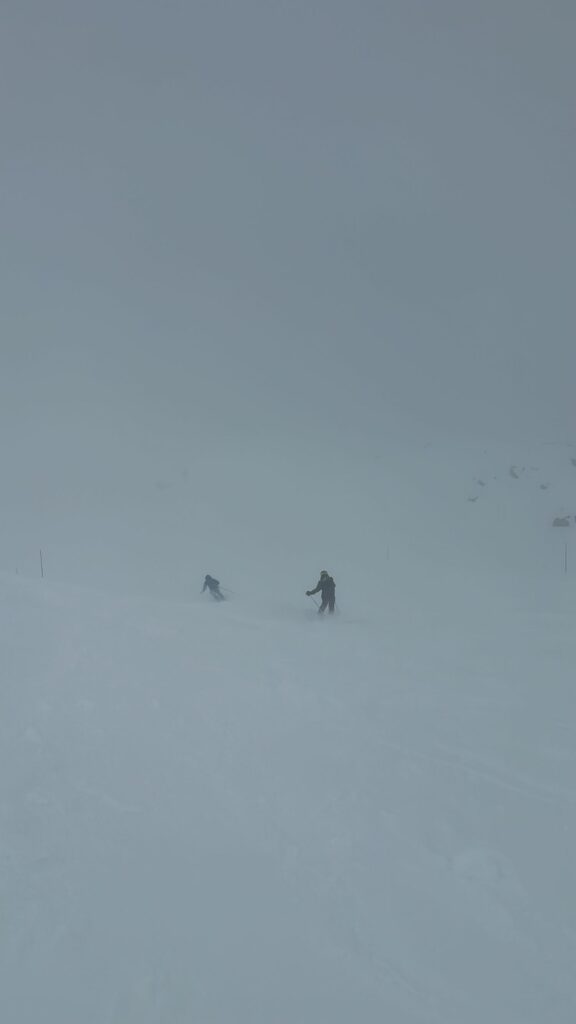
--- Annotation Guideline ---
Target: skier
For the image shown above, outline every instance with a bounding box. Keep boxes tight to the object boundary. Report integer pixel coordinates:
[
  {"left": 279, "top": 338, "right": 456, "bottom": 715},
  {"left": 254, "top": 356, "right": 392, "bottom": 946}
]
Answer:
[
  {"left": 306, "top": 570, "right": 336, "bottom": 614},
  {"left": 202, "top": 575, "right": 225, "bottom": 601}
]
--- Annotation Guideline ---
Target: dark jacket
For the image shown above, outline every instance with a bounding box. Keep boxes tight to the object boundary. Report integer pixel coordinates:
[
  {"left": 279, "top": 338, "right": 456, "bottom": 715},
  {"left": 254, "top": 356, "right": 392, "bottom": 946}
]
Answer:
[
  {"left": 308, "top": 574, "right": 335, "bottom": 599},
  {"left": 203, "top": 575, "right": 221, "bottom": 593}
]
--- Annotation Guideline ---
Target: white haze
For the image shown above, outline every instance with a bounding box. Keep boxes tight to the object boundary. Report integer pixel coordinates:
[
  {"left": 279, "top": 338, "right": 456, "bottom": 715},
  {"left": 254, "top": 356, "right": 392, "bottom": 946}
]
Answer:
[
  {"left": 1, "top": 2, "right": 575, "bottom": 1022},
  {"left": 1, "top": 0, "right": 574, "bottom": 455}
]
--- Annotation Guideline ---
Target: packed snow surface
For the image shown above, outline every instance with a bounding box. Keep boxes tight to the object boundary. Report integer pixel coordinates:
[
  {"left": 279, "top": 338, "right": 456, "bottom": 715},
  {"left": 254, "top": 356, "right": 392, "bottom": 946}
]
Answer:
[{"left": 2, "top": 439, "right": 575, "bottom": 1022}]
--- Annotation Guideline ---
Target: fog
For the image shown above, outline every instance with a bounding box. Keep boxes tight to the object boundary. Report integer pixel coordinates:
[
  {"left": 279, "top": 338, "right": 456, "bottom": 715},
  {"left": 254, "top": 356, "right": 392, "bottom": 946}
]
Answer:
[
  {"left": 2, "top": 7, "right": 576, "bottom": 1021},
  {"left": 1, "top": 0, "right": 574, "bottom": 462}
]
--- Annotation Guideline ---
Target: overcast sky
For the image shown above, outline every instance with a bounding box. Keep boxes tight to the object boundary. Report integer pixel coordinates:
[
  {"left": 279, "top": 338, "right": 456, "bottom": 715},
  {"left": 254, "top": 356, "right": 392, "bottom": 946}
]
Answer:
[{"left": 1, "top": 0, "right": 574, "bottom": 454}]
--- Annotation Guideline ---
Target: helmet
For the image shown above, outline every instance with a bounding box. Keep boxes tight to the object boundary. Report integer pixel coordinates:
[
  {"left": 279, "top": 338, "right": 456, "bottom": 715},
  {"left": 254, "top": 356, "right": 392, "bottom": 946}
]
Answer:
[{"left": 320, "top": 570, "right": 328, "bottom": 578}]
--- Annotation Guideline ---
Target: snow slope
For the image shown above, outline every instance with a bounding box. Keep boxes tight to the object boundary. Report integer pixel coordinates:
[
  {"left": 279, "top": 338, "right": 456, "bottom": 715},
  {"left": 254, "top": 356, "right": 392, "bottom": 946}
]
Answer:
[{"left": 2, "top": 437, "right": 576, "bottom": 1023}]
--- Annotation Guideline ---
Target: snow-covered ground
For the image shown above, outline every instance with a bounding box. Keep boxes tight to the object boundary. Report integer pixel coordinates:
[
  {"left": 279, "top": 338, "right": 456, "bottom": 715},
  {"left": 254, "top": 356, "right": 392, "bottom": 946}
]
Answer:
[{"left": 2, "top": 436, "right": 576, "bottom": 1023}]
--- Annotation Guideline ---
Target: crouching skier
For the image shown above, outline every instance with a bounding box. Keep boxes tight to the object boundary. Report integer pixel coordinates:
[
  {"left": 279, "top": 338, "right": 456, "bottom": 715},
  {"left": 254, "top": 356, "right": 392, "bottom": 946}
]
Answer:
[
  {"left": 202, "top": 575, "right": 225, "bottom": 601},
  {"left": 306, "top": 570, "right": 336, "bottom": 614}
]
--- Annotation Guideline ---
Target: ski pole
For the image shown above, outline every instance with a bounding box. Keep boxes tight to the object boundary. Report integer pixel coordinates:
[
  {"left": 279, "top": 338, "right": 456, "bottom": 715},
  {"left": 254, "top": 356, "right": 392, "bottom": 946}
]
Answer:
[{"left": 308, "top": 595, "right": 320, "bottom": 609}]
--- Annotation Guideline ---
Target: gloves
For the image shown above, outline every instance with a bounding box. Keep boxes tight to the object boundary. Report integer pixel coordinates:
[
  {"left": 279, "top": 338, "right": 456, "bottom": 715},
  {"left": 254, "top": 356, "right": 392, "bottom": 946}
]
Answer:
[{"left": 306, "top": 591, "right": 312, "bottom": 596}]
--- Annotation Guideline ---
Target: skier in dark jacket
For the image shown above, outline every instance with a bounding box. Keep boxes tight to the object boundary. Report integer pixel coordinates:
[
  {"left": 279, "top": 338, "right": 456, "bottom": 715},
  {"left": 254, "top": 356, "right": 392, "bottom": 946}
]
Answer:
[
  {"left": 306, "top": 570, "right": 336, "bottom": 614},
  {"left": 202, "top": 575, "right": 225, "bottom": 601}
]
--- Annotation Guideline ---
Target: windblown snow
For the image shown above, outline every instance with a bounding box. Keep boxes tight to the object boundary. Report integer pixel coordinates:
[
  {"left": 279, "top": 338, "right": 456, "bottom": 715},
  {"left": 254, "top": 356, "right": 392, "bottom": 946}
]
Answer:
[{"left": 1, "top": 438, "right": 575, "bottom": 1023}]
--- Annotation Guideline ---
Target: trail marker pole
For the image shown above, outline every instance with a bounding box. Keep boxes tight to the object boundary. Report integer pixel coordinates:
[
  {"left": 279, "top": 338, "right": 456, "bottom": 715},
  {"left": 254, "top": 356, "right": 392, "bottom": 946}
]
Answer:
[{"left": 40, "top": 549, "right": 44, "bottom": 579}]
